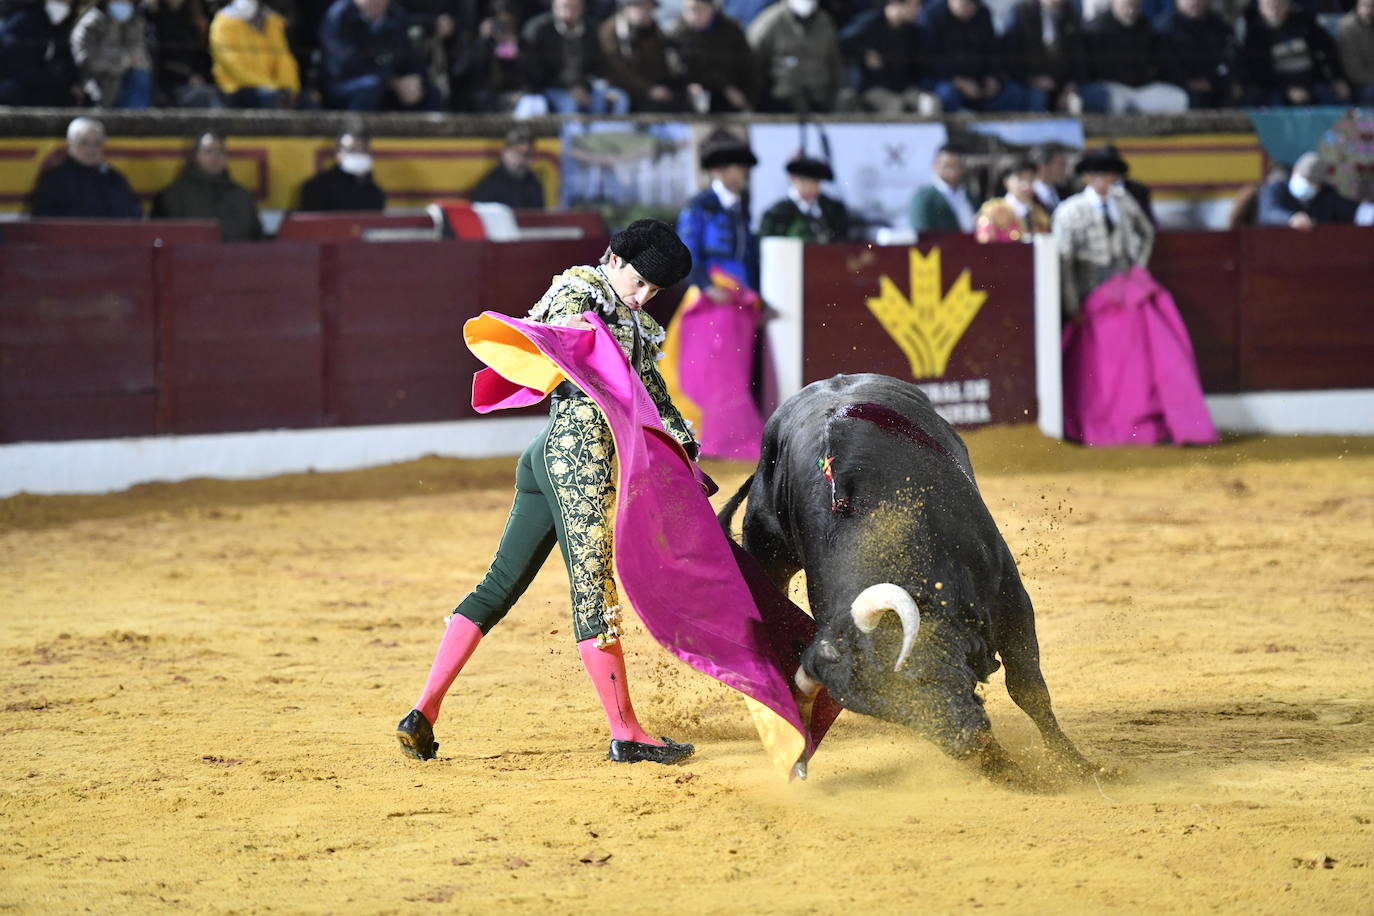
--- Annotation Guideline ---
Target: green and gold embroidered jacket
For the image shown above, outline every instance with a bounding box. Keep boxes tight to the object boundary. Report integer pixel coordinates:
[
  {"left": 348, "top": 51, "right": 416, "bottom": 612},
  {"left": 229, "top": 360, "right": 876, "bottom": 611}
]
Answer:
[{"left": 528, "top": 265, "right": 697, "bottom": 452}]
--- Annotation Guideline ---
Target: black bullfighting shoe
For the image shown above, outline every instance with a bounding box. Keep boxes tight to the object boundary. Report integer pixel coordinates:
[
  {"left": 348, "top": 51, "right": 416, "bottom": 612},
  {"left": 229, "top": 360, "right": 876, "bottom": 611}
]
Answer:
[
  {"left": 607, "top": 737, "right": 695, "bottom": 765},
  {"left": 396, "top": 709, "right": 438, "bottom": 761}
]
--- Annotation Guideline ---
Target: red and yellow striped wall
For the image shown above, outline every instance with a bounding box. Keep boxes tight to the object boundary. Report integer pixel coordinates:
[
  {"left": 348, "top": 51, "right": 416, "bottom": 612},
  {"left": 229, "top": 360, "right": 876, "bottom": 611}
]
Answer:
[
  {"left": 1088, "top": 132, "right": 1268, "bottom": 200},
  {"left": 0, "top": 135, "right": 562, "bottom": 213}
]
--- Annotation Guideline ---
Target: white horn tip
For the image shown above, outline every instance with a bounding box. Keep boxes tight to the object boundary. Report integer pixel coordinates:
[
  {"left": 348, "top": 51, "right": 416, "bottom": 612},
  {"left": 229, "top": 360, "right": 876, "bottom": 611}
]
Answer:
[{"left": 849, "top": 583, "right": 921, "bottom": 672}]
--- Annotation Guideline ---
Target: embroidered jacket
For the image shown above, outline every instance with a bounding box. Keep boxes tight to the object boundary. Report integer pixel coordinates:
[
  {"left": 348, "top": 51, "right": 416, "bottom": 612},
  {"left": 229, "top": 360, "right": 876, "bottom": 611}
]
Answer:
[{"left": 528, "top": 265, "right": 697, "bottom": 453}]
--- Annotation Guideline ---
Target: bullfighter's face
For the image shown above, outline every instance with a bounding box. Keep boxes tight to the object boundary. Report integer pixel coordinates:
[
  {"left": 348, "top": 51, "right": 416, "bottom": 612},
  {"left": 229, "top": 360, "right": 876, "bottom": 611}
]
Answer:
[{"left": 603, "top": 254, "right": 661, "bottom": 310}]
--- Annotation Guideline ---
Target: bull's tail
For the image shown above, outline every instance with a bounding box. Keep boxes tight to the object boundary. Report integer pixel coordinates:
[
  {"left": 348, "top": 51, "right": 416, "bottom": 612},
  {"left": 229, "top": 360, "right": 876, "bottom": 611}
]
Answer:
[{"left": 715, "top": 473, "right": 755, "bottom": 536}]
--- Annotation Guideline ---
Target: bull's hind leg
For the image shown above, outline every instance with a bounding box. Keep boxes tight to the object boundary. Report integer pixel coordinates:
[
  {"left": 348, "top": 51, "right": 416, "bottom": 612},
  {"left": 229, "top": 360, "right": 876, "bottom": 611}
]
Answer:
[{"left": 998, "top": 582, "right": 1097, "bottom": 777}]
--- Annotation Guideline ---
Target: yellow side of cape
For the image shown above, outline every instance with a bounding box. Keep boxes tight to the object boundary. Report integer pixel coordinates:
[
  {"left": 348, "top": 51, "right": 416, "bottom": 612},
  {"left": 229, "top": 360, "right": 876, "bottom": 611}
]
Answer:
[
  {"left": 659, "top": 286, "right": 705, "bottom": 434},
  {"left": 464, "top": 312, "right": 566, "bottom": 395}
]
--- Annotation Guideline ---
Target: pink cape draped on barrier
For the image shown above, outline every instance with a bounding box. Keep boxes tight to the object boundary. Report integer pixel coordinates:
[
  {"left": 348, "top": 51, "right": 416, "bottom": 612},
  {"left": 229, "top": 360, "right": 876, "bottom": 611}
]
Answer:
[
  {"left": 465, "top": 310, "right": 840, "bottom": 780},
  {"left": 1062, "top": 266, "right": 1220, "bottom": 447}
]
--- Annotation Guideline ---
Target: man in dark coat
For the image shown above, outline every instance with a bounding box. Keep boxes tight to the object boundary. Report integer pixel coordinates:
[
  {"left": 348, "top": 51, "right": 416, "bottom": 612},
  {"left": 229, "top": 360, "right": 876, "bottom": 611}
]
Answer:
[
  {"left": 297, "top": 132, "right": 386, "bottom": 212},
  {"left": 520, "top": 0, "right": 629, "bottom": 113},
  {"left": 918, "top": 0, "right": 1027, "bottom": 111},
  {"left": 839, "top": 0, "right": 935, "bottom": 114},
  {"left": 0, "top": 0, "right": 79, "bottom": 106},
  {"left": 29, "top": 117, "right": 142, "bottom": 219},
  {"left": 759, "top": 156, "right": 851, "bottom": 242},
  {"left": 468, "top": 127, "right": 546, "bottom": 210},
  {"left": 597, "top": 0, "right": 683, "bottom": 111},
  {"left": 1241, "top": 0, "right": 1351, "bottom": 106},
  {"left": 1001, "top": 0, "right": 1089, "bottom": 112},
  {"left": 318, "top": 0, "right": 442, "bottom": 110},
  {"left": 1155, "top": 0, "right": 1238, "bottom": 109},
  {"left": 676, "top": 130, "right": 758, "bottom": 290},
  {"left": 151, "top": 131, "right": 263, "bottom": 241},
  {"left": 1256, "top": 152, "right": 1374, "bottom": 229},
  {"left": 1080, "top": 0, "right": 1188, "bottom": 112},
  {"left": 664, "top": 0, "right": 758, "bottom": 112}
]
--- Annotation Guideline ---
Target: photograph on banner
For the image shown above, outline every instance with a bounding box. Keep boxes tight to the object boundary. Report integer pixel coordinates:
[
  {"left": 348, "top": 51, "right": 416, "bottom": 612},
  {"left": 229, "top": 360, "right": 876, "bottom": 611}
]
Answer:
[
  {"left": 746, "top": 122, "right": 949, "bottom": 240},
  {"left": 559, "top": 121, "right": 697, "bottom": 229}
]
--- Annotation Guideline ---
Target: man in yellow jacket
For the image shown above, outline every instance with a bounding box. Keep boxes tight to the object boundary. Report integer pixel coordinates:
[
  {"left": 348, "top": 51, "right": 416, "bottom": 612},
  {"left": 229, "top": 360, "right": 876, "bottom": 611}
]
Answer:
[{"left": 209, "top": 0, "right": 299, "bottom": 107}]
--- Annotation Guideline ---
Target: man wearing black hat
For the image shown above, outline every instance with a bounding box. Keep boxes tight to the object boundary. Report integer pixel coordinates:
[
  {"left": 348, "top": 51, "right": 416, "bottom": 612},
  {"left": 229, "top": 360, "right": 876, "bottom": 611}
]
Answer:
[
  {"left": 397, "top": 218, "right": 702, "bottom": 768},
  {"left": 676, "top": 130, "right": 760, "bottom": 293},
  {"left": 759, "top": 156, "right": 852, "bottom": 243},
  {"left": 1050, "top": 146, "right": 1154, "bottom": 320}
]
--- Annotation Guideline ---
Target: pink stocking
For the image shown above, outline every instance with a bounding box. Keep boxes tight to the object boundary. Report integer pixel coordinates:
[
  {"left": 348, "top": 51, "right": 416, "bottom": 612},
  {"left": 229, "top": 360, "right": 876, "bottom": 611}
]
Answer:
[
  {"left": 577, "top": 638, "right": 661, "bottom": 745},
  {"left": 414, "top": 615, "right": 483, "bottom": 725}
]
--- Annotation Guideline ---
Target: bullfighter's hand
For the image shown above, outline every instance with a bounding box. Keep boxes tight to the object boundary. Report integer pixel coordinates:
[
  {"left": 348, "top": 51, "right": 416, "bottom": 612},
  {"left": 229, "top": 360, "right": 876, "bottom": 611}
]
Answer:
[{"left": 552, "top": 315, "right": 595, "bottom": 330}]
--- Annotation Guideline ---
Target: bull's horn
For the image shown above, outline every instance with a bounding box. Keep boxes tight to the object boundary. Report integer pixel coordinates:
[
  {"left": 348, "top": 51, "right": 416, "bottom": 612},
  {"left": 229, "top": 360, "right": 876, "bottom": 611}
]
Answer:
[{"left": 850, "top": 583, "right": 921, "bottom": 672}]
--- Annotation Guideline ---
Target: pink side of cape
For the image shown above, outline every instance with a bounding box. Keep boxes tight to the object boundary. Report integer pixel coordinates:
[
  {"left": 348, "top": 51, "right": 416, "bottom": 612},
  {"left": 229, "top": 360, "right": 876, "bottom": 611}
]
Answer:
[
  {"left": 1063, "top": 266, "right": 1220, "bottom": 447},
  {"left": 467, "top": 311, "right": 839, "bottom": 762},
  {"left": 675, "top": 285, "right": 767, "bottom": 461}
]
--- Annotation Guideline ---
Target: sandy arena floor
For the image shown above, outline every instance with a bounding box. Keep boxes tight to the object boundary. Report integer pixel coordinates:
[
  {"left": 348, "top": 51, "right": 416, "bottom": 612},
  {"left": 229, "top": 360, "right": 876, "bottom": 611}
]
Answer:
[{"left": 2, "top": 425, "right": 1372, "bottom": 913}]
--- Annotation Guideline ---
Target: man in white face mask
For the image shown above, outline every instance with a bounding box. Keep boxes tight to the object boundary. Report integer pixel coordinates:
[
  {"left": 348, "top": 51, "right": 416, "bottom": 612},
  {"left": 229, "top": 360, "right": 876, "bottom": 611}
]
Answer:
[
  {"left": 71, "top": 0, "right": 154, "bottom": 106},
  {"left": 1256, "top": 151, "right": 1374, "bottom": 230},
  {"left": 745, "top": 0, "right": 849, "bottom": 112},
  {"left": 297, "top": 132, "right": 388, "bottom": 212}
]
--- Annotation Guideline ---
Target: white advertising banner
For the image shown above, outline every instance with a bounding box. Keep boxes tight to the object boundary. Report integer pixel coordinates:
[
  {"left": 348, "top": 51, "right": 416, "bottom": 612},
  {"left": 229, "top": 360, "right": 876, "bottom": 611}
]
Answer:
[{"left": 746, "top": 122, "right": 950, "bottom": 237}]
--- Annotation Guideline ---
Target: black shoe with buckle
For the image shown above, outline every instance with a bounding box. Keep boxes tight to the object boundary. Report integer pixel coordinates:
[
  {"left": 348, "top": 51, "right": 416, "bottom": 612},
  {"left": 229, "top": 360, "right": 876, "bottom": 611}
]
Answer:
[
  {"left": 607, "top": 736, "right": 694, "bottom": 765},
  {"left": 396, "top": 709, "right": 438, "bottom": 760}
]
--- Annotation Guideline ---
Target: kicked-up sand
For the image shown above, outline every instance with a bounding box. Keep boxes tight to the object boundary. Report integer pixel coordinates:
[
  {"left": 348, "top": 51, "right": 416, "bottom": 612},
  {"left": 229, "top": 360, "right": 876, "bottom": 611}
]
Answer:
[{"left": 1, "top": 425, "right": 1371, "bottom": 913}]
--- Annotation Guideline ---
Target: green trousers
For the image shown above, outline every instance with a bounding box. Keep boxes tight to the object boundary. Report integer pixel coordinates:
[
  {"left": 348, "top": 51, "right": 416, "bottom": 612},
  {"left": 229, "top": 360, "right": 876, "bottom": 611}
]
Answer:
[{"left": 454, "top": 398, "right": 621, "bottom": 644}]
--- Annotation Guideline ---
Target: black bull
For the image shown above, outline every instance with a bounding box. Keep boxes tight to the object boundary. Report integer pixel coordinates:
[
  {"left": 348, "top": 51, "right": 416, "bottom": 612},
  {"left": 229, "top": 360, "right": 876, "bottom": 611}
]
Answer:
[{"left": 719, "top": 374, "right": 1095, "bottom": 783}]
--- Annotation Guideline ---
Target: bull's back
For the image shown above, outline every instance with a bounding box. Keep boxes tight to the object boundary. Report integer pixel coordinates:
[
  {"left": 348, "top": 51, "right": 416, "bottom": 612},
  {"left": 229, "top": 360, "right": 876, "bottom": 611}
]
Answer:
[{"left": 766, "top": 374, "right": 973, "bottom": 480}]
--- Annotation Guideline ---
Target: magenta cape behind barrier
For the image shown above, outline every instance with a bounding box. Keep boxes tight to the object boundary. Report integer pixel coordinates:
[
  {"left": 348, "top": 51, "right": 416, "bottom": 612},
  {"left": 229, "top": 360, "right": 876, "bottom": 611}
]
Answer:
[
  {"left": 1063, "top": 267, "right": 1219, "bottom": 447},
  {"left": 671, "top": 280, "right": 767, "bottom": 461},
  {"left": 464, "top": 310, "right": 839, "bottom": 780}
]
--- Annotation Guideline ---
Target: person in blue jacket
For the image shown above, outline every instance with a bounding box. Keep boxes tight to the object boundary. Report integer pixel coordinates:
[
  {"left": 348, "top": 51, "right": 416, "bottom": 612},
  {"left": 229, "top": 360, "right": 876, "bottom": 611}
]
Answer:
[{"left": 676, "top": 130, "right": 759, "bottom": 292}]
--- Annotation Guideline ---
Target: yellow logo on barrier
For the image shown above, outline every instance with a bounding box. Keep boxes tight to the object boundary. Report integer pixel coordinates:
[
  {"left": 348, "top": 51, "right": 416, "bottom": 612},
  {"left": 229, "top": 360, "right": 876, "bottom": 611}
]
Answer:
[{"left": 865, "top": 247, "right": 987, "bottom": 379}]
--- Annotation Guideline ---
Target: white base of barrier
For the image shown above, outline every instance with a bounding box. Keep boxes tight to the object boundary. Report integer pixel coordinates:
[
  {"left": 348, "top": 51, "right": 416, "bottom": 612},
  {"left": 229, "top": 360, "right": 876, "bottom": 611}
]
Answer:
[
  {"left": 1, "top": 391, "right": 1368, "bottom": 498},
  {"left": 0, "top": 415, "right": 548, "bottom": 497},
  {"left": 1205, "top": 389, "right": 1374, "bottom": 436}
]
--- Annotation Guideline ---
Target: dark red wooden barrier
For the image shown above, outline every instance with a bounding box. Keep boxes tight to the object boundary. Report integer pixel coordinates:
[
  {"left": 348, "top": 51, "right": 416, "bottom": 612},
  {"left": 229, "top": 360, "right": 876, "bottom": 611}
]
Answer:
[
  {"left": 0, "top": 226, "right": 1367, "bottom": 445},
  {"left": 0, "top": 219, "right": 220, "bottom": 246},
  {"left": 159, "top": 243, "right": 324, "bottom": 433},
  {"left": 1148, "top": 231, "right": 1243, "bottom": 393},
  {"left": 321, "top": 240, "right": 485, "bottom": 425},
  {"left": 276, "top": 212, "right": 435, "bottom": 242},
  {"left": 0, "top": 245, "right": 159, "bottom": 440},
  {"left": 1240, "top": 226, "right": 1374, "bottom": 391}
]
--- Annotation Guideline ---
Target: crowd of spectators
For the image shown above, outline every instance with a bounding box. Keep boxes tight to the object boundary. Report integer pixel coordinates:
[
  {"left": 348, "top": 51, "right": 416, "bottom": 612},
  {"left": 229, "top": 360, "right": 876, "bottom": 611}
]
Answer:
[{"left": 2, "top": 0, "right": 1371, "bottom": 112}]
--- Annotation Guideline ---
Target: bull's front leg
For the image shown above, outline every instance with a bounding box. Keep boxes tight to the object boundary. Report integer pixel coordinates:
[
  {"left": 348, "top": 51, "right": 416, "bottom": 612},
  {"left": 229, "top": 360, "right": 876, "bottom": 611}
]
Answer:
[
  {"left": 910, "top": 692, "right": 1030, "bottom": 789},
  {"left": 996, "top": 583, "right": 1100, "bottom": 778}
]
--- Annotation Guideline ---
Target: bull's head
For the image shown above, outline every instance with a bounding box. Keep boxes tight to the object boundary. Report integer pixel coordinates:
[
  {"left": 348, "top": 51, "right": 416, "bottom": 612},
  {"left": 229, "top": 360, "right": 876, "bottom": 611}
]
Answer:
[{"left": 849, "top": 583, "right": 921, "bottom": 672}]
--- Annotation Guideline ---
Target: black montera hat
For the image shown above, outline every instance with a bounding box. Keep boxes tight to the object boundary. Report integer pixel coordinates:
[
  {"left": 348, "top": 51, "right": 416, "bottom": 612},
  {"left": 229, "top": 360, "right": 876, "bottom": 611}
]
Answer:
[
  {"left": 785, "top": 156, "right": 833, "bottom": 180},
  {"left": 700, "top": 133, "right": 758, "bottom": 170},
  {"left": 1074, "top": 146, "right": 1129, "bottom": 176},
  {"left": 609, "top": 218, "right": 693, "bottom": 288}
]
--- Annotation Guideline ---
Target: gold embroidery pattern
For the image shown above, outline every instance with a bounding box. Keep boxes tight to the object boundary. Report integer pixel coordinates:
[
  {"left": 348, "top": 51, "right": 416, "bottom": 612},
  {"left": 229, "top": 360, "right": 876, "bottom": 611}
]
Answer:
[
  {"left": 545, "top": 398, "right": 621, "bottom": 642},
  {"left": 539, "top": 266, "right": 695, "bottom": 452}
]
